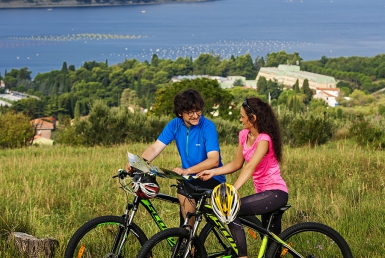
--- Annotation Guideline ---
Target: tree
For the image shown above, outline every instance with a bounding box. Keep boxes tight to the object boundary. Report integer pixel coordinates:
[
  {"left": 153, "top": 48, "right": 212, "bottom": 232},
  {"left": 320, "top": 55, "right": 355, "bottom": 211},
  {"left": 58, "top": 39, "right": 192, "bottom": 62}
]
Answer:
[
  {"left": 10, "top": 98, "right": 44, "bottom": 118},
  {"left": 0, "top": 111, "right": 34, "bottom": 149},
  {"left": 61, "top": 62, "right": 68, "bottom": 73},
  {"left": 266, "top": 79, "right": 282, "bottom": 100},
  {"left": 254, "top": 56, "right": 265, "bottom": 72},
  {"left": 287, "top": 95, "right": 305, "bottom": 114},
  {"left": 120, "top": 88, "right": 138, "bottom": 107},
  {"left": 193, "top": 54, "right": 221, "bottom": 75},
  {"left": 265, "top": 51, "right": 303, "bottom": 67},
  {"left": 151, "top": 54, "right": 159, "bottom": 67},
  {"left": 257, "top": 76, "right": 267, "bottom": 95},
  {"left": 293, "top": 79, "right": 300, "bottom": 93},
  {"left": 301, "top": 79, "right": 313, "bottom": 104},
  {"left": 233, "top": 78, "right": 245, "bottom": 87},
  {"left": 232, "top": 54, "right": 256, "bottom": 79}
]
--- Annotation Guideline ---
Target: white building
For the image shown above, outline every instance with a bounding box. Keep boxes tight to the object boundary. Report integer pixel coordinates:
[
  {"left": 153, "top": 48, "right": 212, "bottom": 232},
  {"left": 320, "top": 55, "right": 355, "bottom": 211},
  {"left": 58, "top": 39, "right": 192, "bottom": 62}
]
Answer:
[
  {"left": 313, "top": 87, "right": 340, "bottom": 107},
  {"left": 256, "top": 64, "right": 337, "bottom": 90},
  {"left": 170, "top": 75, "right": 257, "bottom": 89}
]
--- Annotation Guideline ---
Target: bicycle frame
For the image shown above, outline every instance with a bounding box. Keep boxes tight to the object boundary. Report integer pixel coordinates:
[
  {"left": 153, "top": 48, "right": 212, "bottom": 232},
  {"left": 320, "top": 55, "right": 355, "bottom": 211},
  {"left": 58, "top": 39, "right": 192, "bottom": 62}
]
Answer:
[
  {"left": 113, "top": 191, "right": 180, "bottom": 255},
  {"left": 201, "top": 204, "right": 303, "bottom": 258}
]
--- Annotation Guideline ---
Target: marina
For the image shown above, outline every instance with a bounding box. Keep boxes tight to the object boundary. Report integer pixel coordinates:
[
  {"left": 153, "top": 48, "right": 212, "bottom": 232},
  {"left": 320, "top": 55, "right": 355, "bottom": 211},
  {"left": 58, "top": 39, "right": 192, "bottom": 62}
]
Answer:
[{"left": 1, "top": 0, "right": 385, "bottom": 76}]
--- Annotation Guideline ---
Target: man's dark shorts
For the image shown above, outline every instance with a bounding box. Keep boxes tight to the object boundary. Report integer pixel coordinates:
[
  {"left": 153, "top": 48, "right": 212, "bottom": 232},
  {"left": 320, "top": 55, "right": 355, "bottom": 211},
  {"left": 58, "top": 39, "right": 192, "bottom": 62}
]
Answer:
[{"left": 177, "top": 178, "right": 221, "bottom": 201}]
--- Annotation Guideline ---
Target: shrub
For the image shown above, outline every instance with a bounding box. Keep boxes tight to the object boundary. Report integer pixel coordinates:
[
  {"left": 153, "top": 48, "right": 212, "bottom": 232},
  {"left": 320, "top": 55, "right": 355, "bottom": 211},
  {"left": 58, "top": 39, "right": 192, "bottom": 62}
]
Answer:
[
  {"left": 278, "top": 110, "right": 336, "bottom": 147},
  {"left": 349, "top": 115, "right": 385, "bottom": 149}
]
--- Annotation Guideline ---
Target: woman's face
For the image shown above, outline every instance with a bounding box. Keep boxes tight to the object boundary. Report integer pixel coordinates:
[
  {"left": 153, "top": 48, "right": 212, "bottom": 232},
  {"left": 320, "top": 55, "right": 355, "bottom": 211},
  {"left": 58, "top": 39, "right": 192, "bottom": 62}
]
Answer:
[{"left": 240, "top": 106, "right": 253, "bottom": 130}]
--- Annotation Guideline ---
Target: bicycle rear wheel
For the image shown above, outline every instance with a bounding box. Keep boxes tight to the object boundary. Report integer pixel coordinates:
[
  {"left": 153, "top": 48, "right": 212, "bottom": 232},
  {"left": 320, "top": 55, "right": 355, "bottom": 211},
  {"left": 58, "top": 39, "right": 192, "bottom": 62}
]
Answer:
[
  {"left": 266, "top": 222, "right": 353, "bottom": 258},
  {"left": 64, "top": 215, "right": 147, "bottom": 258},
  {"left": 199, "top": 215, "right": 263, "bottom": 258},
  {"left": 136, "top": 227, "right": 207, "bottom": 258}
]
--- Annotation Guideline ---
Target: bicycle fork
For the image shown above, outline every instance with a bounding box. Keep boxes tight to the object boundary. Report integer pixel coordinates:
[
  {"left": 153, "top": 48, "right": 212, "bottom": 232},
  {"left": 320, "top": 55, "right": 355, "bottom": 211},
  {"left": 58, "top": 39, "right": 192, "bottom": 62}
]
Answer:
[{"left": 112, "top": 197, "right": 140, "bottom": 256}]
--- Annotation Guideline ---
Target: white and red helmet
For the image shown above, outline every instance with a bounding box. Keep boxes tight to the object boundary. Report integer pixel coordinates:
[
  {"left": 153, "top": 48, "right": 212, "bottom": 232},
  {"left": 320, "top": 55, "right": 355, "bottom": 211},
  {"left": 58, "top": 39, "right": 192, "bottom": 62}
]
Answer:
[{"left": 131, "top": 173, "right": 160, "bottom": 199}]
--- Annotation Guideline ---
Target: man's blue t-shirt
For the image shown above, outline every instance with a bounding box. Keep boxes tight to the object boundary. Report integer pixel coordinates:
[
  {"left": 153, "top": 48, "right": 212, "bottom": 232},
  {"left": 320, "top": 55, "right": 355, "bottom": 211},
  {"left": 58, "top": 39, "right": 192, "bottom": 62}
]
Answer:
[{"left": 158, "top": 115, "right": 225, "bottom": 183}]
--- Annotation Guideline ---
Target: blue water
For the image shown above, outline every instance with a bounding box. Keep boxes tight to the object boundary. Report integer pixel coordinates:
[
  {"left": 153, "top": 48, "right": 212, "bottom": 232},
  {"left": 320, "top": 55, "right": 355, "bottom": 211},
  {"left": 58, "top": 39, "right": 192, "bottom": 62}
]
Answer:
[{"left": 1, "top": 0, "right": 385, "bottom": 76}]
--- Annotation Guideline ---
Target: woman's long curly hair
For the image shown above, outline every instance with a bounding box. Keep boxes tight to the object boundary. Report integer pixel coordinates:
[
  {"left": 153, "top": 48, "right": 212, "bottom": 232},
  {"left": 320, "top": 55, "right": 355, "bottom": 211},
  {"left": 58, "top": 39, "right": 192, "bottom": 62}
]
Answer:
[{"left": 243, "top": 98, "right": 283, "bottom": 162}]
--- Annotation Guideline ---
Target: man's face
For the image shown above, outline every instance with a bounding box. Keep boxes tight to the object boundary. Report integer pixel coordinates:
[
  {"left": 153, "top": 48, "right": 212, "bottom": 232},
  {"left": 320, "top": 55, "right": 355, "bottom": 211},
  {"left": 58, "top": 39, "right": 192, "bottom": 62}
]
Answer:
[{"left": 182, "top": 109, "right": 202, "bottom": 127}]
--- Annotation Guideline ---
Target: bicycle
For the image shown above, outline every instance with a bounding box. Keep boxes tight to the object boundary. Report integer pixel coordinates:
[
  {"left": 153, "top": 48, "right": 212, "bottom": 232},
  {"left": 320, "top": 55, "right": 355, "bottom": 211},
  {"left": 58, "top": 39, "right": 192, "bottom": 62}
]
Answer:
[
  {"left": 64, "top": 168, "right": 180, "bottom": 258},
  {"left": 136, "top": 184, "right": 353, "bottom": 258},
  {"left": 64, "top": 152, "right": 262, "bottom": 258}
]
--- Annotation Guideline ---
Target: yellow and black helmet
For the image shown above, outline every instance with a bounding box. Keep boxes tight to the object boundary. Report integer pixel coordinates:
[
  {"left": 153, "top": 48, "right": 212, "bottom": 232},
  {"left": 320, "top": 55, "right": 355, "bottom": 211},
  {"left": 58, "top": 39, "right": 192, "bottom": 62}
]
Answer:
[{"left": 211, "top": 183, "right": 240, "bottom": 224}]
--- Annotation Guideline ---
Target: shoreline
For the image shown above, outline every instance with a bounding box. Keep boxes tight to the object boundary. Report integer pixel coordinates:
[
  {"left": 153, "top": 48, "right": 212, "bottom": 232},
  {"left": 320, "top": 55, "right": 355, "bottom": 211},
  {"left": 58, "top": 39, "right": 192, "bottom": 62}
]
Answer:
[{"left": 0, "top": 0, "right": 213, "bottom": 9}]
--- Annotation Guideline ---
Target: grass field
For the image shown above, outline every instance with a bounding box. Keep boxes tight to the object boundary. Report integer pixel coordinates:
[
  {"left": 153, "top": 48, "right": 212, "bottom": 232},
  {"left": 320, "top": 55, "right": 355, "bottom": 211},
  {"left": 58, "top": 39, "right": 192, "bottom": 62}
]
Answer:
[{"left": 1, "top": 140, "right": 384, "bottom": 257}]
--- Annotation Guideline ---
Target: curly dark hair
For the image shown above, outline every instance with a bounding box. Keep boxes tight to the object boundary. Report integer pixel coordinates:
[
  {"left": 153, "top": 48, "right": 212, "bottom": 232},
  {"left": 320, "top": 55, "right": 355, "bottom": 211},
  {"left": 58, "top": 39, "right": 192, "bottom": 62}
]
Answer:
[
  {"left": 173, "top": 89, "right": 205, "bottom": 117},
  {"left": 242, "top": 98, "right": 283, "bottom": 162}
]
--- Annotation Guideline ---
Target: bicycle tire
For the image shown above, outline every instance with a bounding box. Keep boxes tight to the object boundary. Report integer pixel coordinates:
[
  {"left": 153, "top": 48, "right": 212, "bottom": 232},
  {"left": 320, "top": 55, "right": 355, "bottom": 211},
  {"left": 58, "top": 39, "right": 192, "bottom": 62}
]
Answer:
[
  {"left": 136, "top": 227, "right": 207, "bottom": 258},
  {"left": 266, "top": 222, "right": 353, "bottom": 258},
  {"left": 64, "top": 215, "right": 148, "bottom": 258},
  {"left": 199, "top": 215, "right": 263, "bottom": 258}
]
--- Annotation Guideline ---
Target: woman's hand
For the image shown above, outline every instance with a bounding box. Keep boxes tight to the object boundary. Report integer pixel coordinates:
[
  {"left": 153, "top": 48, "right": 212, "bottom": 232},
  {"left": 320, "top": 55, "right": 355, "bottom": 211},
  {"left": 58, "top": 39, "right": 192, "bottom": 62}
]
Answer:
[{"left": 197, "top": 169, "right": 214, "bottom": 181}]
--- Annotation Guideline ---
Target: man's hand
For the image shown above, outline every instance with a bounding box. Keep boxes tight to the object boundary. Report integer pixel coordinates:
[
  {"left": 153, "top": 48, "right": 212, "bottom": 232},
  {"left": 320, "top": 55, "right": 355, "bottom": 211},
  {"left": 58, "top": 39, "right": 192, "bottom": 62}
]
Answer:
[
  {"left": 173, "top": 167, "right": 190, "bottom": 176},
  {"left": 125, "top": 163, "right": 132, "bottom": 172}
]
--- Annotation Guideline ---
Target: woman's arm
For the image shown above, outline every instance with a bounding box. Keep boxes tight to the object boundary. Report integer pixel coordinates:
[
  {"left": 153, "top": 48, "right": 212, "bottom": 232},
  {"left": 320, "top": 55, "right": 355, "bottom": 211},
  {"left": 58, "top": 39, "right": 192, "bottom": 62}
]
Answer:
[
  {"left": 197, "top": 143, "right": 245, "bottom": 180},
  {"left": 233, "top": 140, "right": 268, "bottom": 190}
]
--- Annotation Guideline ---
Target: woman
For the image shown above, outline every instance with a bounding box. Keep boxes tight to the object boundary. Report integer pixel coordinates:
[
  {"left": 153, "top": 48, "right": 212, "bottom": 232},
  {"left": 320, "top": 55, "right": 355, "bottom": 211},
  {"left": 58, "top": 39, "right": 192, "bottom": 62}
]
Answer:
[{"left": 197, "top": 97, "right": 288, "bottom": 258}]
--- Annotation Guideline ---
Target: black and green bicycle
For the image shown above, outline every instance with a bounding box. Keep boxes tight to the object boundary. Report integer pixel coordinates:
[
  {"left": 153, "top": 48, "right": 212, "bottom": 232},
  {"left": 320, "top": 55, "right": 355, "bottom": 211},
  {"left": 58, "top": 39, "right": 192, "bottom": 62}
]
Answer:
[
  {"left": 136, "top": 184, "right": 353, "bottom": 258},
  {"left": 64, "top": 152, "right": 261, "bottom": 258}
]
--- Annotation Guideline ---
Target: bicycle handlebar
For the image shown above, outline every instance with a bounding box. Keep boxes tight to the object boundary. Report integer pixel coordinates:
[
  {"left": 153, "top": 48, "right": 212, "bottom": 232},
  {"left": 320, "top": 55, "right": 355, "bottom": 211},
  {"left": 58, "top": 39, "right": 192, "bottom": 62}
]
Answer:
[
  {"left": 113, "top": 165, "right": 153, "bottom": 179},
  {"left": 113, "top": 169, "right": 212, "bottom": 198}
]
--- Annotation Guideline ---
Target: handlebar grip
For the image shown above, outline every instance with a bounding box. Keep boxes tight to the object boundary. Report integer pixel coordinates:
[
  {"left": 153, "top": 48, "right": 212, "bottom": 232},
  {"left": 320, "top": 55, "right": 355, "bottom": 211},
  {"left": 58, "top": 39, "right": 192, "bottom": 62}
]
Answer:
[{"left": 113, "top": 169, "right": 130, "bottom": 179}]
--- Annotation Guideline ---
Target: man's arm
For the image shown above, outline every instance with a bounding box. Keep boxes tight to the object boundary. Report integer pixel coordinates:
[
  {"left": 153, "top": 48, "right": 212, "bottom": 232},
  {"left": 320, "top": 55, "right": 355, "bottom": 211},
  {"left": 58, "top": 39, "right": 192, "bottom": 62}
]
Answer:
[{"left": 141, "top": 140, "right": 167, "bottom": 162}]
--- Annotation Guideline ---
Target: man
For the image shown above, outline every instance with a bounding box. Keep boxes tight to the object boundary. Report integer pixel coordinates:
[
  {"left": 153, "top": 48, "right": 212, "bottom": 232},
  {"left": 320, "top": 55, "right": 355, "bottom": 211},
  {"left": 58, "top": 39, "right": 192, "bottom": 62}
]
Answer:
[{"left": 126, "top": 89, "right": 225, "bottom": 226}]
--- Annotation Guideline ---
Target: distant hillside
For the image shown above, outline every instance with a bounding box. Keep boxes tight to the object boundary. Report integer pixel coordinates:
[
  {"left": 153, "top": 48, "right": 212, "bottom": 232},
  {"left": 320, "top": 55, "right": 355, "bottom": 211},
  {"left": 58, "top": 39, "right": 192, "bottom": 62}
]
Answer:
[{"left": 0, "top": 0, "right": 210, "bottom": 9}]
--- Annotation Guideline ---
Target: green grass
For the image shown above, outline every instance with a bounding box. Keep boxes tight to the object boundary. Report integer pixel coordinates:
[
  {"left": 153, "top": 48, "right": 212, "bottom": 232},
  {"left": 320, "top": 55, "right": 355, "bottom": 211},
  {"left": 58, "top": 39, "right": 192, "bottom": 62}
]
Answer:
[{"left": 0, "top": 141, "right": 384, "bottom": 257}]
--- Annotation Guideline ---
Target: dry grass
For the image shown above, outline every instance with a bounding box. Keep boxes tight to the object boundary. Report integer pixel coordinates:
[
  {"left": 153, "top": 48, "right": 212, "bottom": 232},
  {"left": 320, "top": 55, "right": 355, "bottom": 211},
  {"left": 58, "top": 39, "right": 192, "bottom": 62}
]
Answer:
[{"left": 0, "top": 140, "right": 384, "bottom": 257}]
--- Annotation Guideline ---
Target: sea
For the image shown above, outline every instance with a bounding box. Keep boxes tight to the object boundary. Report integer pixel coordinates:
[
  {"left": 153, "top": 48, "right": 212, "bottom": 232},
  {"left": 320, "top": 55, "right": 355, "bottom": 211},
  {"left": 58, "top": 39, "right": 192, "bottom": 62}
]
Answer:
[{"left": 1, "top": 0, "right": 385, "bottom": 77}]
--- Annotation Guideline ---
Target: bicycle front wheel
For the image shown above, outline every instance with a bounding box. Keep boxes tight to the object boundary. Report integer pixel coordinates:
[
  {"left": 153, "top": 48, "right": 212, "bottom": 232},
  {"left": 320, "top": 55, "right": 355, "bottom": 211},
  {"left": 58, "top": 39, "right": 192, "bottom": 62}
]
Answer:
[
  {"left": 65, "top": 215, "right": 147, "bottom": 258},
  {"left": 136, "top": 227, "right": 207, "bottom": 258},
  {"left": 266, "top": 222, "right": 353, "bottom": 258}
]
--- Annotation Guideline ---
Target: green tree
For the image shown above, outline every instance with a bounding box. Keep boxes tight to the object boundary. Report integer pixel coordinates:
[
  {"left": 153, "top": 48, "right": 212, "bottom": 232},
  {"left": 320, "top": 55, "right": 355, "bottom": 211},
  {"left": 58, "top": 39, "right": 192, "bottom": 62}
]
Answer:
[
  {"left": 232, "top": 54, "right": 256, "bottom": 79},
  {"left": 293, "top": 79, "right": 300, "bottom": 93},
  {"left": 193, "top": 54, "right": 221, "bottom": 75},
  {"left": 257, "top": 76, "right": 267, "bottom": 95},
  {"left": 233, "top": 78, "right": 245, "bottom": 87},
  {"left": 254, "top": 56, "right": 265, "bottom": 72},
  {"left": 120, "top": 88, "right": 138, "bottom": 107},
  {"left": 10, "top": 98, "right": 45, "bottom": 118},
  {"left": 301, "top": 79, "right": 313, "bottom": 104},
  {"left": 0, "top": 111, "right": 34, "bottom": 149},
  {"left": 266, "top": 79, "right": 282, "bottom": 100}
]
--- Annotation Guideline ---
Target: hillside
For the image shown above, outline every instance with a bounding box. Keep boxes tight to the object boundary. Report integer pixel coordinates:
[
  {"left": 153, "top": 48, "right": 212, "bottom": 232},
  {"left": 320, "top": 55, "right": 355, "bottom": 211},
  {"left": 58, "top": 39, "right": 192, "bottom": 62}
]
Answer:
[{"left": 0, "top": 0, "right": 209, "bottom": 9}]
